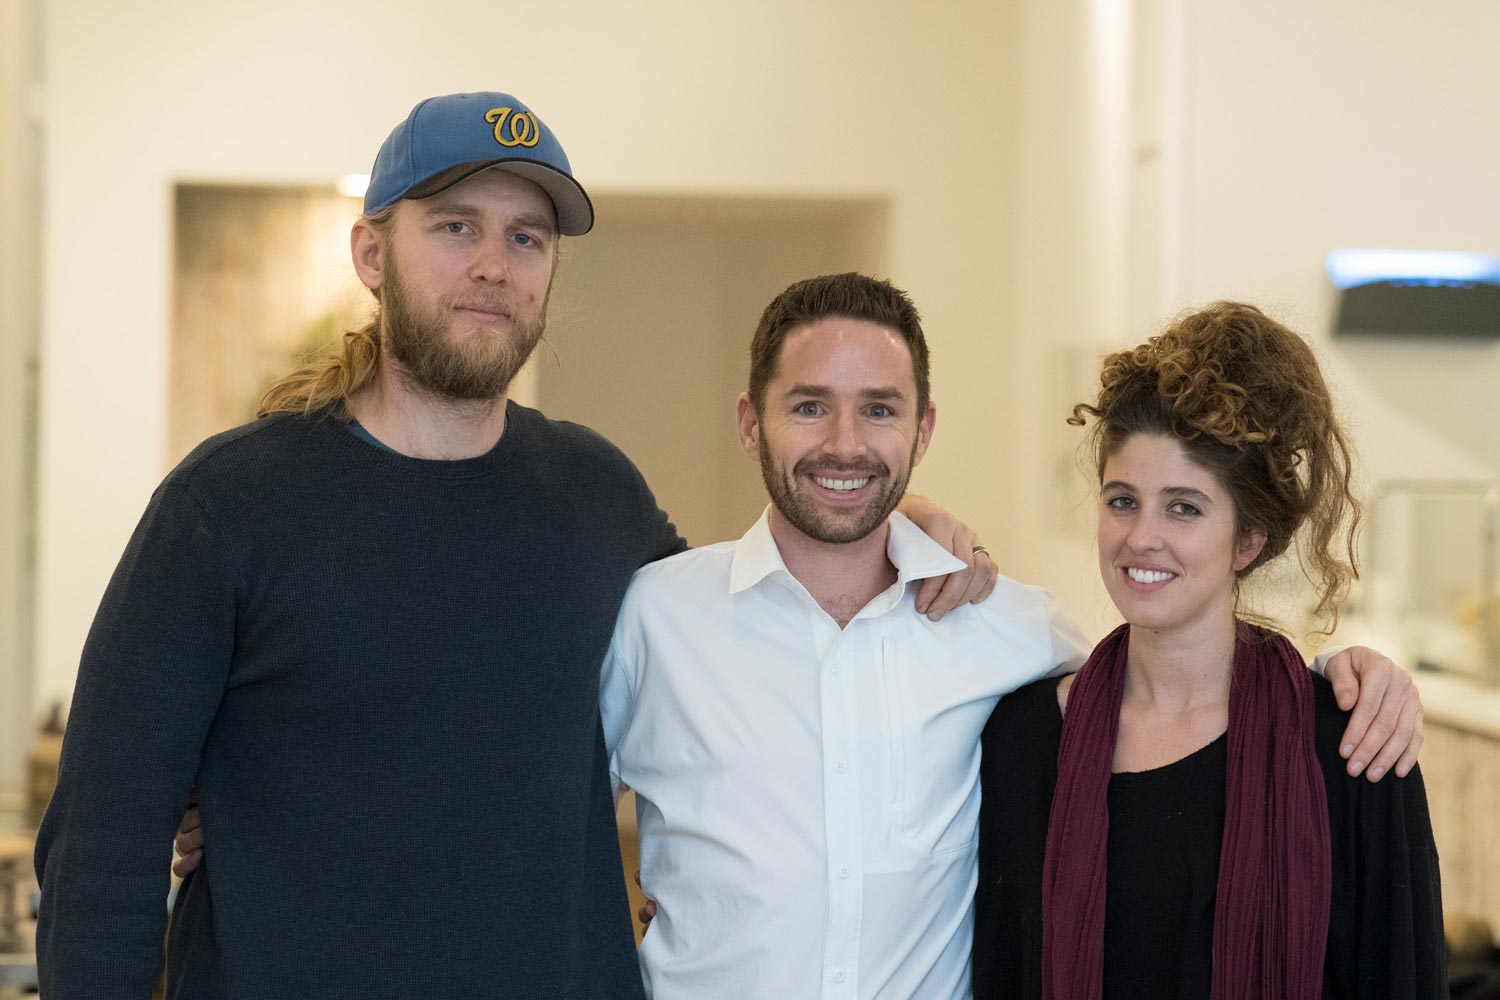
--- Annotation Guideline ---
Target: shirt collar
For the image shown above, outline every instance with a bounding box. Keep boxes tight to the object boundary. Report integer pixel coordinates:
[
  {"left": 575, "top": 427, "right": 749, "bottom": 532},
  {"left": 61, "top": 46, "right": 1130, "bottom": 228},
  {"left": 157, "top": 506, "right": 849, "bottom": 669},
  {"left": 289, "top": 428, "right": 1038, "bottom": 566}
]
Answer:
[{"left": 728, "top": 506, "right": 967, "bottom": 596}]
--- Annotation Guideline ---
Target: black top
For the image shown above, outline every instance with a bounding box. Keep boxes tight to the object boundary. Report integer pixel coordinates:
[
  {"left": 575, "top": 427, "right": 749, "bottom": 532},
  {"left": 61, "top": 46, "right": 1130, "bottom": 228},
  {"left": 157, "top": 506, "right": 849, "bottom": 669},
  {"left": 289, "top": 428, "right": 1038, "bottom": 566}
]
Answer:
[
  {"left": 973, "top": 673, "right": 1447, "bottom": 1000},
  {"left": 36, "top": 404, "right": 685, "bottom": 1000}
]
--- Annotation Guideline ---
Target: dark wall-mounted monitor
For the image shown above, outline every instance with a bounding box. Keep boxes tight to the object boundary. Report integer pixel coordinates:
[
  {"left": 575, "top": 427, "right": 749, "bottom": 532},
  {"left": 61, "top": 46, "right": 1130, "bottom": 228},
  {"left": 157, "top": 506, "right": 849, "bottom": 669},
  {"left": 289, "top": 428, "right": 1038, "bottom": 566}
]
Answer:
[{"left": 1327, "top": 249, "right": 1500, "bottom": 338}]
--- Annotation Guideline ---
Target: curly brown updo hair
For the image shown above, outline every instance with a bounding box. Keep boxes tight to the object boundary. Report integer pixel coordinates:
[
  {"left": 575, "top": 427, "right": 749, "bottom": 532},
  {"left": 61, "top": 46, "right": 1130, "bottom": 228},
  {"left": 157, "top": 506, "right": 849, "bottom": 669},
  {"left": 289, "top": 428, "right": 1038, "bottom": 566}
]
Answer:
[{"left": 1069, "top": 301, "right": 1361, "bottom": 632}]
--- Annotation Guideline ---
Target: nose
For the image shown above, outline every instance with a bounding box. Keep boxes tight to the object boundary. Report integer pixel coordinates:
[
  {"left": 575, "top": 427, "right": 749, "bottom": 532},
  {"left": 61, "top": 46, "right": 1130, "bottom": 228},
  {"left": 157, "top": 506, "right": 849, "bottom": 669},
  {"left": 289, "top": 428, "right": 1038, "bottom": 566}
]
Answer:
[
  {"left": 1124, "top": 510, "right": 1164, "bottom": 552},
  {"left": 821, "top": 409, "right": 866, "bottom": 461},
  {"left": 468, "top": 235, "right": 511, "bottom": 284}
]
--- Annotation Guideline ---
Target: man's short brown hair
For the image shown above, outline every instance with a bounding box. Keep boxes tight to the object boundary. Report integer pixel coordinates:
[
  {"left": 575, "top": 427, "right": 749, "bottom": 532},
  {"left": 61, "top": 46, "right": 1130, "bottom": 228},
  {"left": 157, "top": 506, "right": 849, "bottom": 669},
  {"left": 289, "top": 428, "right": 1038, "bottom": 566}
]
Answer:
[{"left": 748, "top": 273, "right": 930, "bottom": 415}]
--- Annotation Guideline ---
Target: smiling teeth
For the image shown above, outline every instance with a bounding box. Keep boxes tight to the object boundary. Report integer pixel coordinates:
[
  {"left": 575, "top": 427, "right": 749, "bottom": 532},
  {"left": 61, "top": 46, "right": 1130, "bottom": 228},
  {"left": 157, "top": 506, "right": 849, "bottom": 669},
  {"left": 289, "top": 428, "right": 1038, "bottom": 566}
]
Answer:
[
  {"left": 813, "top": 476, "right": 869, "bottom": 491},
  {"left": 1128, "top": 568, "right": 1176, "bottom": 583}
]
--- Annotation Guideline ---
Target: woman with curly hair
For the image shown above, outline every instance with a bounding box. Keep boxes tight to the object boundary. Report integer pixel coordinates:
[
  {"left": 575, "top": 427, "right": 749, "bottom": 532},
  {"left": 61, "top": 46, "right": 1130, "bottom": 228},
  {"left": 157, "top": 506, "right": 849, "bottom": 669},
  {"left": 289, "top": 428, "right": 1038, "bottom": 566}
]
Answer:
[{"left": 972, "top": 303, "right": 1447, "bottom": 999}]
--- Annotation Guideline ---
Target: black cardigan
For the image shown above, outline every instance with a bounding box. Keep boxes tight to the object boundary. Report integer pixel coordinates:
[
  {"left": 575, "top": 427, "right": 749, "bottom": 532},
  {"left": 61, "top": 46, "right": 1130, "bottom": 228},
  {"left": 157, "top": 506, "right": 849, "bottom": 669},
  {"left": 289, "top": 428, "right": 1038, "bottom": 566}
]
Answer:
[{"left": 973, "top": 672, "right": 1447, "bottom": 999}]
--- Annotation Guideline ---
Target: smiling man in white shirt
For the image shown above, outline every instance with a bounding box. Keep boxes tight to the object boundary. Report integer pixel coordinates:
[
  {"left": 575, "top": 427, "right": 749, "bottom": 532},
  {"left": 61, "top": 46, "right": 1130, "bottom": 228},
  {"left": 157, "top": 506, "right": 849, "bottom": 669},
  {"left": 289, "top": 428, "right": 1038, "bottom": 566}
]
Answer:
[{"left": 600, "top": 273, "right": 1089, "bottom": 1000}]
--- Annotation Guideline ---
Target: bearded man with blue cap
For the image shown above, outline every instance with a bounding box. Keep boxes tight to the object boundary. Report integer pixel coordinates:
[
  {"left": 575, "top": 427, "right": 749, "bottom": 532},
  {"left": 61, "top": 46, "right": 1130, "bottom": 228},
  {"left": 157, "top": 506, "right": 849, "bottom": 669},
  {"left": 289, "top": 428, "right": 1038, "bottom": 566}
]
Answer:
[
  {"left": 33, "top": 92, "right": 997, "bottom": 999},
  {"left": 34, "top": 92, "right": 673, "bottom": 1000}
]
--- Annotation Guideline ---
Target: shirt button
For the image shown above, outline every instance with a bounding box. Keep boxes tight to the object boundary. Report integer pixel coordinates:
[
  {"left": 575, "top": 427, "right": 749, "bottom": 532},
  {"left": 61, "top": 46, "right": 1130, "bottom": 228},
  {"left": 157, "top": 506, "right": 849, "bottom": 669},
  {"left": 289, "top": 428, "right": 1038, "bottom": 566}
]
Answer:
[
  {"left": 834, "top": 971, "right": 847, "bottom": 983},
  {"left": 838, "top": 867, "right": 850, "bottom": 879},
  {"left": 830, "top": 662, "right": 842, "bottom": 674},
  {"left": 834, "top": 760, "right": 847, "bottom": 773}
]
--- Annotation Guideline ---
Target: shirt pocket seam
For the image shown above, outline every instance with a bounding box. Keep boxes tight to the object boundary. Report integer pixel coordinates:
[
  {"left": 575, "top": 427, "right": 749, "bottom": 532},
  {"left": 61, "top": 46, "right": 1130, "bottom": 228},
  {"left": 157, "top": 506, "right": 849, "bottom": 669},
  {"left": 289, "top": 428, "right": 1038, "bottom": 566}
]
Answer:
[{"left": 881, "top": 636, "right": 906, "bottom": 828}]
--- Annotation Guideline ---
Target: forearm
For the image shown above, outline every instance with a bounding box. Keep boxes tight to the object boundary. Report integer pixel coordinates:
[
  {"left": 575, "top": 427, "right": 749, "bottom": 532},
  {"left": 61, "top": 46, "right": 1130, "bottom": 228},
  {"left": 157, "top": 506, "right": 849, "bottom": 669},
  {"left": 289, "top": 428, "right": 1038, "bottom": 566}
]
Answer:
[
  {"left": 37, "top": 801, "right": 180, "bottom": 998},
  {"left": 36, "top": 671, "right": 212, "bottom": 996},
  {"left": 36, "top": 483, "right": 235, "bottom": 995}
]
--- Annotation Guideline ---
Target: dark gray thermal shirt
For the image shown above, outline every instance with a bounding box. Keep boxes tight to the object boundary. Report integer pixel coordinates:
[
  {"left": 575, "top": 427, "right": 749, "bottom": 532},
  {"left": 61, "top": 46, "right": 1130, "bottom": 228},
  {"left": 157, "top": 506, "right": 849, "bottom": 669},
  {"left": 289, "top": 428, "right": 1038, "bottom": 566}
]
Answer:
[{"left": 36, "top": 403, "right": 683, "bottom": 999}]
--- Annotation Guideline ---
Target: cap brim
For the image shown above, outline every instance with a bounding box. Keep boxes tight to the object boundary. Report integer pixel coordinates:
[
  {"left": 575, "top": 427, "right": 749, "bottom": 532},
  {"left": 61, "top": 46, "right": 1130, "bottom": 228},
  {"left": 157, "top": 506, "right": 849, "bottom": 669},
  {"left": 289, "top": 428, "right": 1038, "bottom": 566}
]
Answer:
[{"left": 406, "top": 160, "right": 594, "bottom": 236}]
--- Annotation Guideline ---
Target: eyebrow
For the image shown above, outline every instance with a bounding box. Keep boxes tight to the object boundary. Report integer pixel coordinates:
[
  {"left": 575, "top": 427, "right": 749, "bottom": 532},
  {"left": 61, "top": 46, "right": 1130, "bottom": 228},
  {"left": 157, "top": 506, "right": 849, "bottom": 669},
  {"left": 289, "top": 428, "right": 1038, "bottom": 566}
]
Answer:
[
  {"left": 418, "top": 198, "right": 481, "bottom": 219},
  {"left": 509, "top": 212, "right": 559, "bottom": 236},
  {"left": 784, "top": 384, "right": 909, "bottom": 400},
  {"left": 1101, "top": 481, "right": 1216, "bottom": 504}
]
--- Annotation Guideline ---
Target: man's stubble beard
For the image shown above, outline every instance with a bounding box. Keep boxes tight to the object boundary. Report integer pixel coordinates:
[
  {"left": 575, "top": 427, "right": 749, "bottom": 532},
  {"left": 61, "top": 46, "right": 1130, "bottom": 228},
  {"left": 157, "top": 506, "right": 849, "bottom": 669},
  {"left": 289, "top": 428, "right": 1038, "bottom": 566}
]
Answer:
[
  {"left": 379, "top": 256, "right": 548, "bottom": 402},
  {"left": 758, "top": 432, "right": 918, "bottom": 545}
]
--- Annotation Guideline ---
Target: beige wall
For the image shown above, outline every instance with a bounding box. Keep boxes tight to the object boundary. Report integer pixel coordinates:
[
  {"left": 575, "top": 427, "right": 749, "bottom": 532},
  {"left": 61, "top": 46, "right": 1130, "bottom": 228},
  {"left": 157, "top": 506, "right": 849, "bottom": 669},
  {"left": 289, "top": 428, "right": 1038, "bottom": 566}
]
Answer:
[
  {"left": 1174, "top": 1, "right": 1500, "bottom": 486},
  {"left": 1003, "top": 0, "right": 1138, "bottom": 640},
  {"left": 1168, "top": 1, "right": 1500, "bottom": 637},
  {"left": 1007, "top": 0, "right": 1500, "bottom": 641},
  {"left": 30, "top": 0, "right": 1500, "bottom": 716},
  {"left": 540, "top": 194, "right": 888, "bottom": 547},
  {"left": 33, "top": 0, "right": 1024, "bottom": 712}
]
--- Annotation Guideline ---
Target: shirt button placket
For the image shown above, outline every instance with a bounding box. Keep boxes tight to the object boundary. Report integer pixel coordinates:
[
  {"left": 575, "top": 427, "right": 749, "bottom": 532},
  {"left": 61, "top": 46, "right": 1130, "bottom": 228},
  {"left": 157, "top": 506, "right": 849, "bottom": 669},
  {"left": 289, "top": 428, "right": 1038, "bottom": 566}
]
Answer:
[{"left": 821, "top": 641, "right": 860, "bottom": 999}]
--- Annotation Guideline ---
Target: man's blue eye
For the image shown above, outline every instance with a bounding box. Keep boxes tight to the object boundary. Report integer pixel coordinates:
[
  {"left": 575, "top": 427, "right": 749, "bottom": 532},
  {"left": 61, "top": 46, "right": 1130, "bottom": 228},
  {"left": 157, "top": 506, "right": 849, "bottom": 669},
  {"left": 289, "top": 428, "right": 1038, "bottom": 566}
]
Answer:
[{"left": 515, "top": 233, "right": 532, "bottom": 246}]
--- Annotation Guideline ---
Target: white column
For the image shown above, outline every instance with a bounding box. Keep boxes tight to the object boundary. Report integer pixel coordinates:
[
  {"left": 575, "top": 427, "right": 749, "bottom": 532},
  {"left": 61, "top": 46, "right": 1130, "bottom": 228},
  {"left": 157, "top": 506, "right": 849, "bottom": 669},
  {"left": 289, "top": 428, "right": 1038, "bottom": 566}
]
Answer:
[{"left": 0, "top": 0, "right": 45, "bottom": 804}]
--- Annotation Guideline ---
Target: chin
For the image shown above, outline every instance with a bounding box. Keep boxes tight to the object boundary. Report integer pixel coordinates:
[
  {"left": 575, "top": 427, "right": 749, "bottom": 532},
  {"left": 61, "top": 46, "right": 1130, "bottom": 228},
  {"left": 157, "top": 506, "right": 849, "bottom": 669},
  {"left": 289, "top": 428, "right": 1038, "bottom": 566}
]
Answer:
[
  {"left": 1121, "top": 614, "right": 1178, "bottom": 634},
  {"left": 1108, "top": 595, "right": 1178, "bottom": 633}
]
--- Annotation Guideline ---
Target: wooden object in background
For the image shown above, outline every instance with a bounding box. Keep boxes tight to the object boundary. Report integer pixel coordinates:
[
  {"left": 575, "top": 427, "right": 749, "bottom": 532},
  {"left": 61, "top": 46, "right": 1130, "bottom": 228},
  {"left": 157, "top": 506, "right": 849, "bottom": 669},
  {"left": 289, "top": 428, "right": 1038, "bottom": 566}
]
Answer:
[
  {"left": 1420, "top": 672, "right": 1500, "bottom": 936},
  {"left": 25, "top": 731, "right": 59, "bottom": 831}
]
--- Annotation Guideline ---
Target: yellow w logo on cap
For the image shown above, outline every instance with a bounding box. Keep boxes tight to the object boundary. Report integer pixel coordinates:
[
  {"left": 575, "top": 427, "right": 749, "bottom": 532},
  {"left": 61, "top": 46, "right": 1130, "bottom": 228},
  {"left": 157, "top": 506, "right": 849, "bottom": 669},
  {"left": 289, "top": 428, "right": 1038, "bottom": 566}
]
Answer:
[{"left": 485, "top": 107, "right": 540, "bottom": 148}]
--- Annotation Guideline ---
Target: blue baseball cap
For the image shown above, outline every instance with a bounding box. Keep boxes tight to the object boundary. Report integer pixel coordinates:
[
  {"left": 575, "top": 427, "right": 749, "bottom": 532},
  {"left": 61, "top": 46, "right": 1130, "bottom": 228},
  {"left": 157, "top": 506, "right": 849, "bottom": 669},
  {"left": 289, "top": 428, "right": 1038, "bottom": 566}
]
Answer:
[{"left": 364, "top": 92, "right": 594, "bottom": 235}]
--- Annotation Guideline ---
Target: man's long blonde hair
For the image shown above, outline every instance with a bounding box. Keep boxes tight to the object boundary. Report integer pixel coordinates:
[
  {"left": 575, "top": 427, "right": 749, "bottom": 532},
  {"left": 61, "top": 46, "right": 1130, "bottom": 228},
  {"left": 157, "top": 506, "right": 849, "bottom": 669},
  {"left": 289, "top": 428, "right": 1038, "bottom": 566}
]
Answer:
[{"left": 257, "top": 207, "right": 395, "bottom": 421}]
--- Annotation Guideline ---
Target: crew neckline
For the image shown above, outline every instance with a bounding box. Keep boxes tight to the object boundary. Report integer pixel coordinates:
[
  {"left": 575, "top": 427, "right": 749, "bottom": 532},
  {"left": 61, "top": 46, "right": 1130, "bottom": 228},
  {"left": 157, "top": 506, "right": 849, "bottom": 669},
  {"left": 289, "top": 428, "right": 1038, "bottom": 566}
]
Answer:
[
  {"left": 321, "top": 401, "right": 522, "bottom": 480},
  {"left": 1109, "top": 731, "right": 1227, "bottom": 783}
]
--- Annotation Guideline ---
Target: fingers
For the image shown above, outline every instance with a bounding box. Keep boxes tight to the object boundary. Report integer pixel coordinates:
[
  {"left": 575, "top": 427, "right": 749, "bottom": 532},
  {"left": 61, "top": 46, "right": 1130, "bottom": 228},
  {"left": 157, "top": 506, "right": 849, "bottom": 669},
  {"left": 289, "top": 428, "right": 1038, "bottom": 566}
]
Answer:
[
  {"left": 969, "top": 551, "right": 998, "bottom": 604},
  {"left": 1336, "top": 660, "right": 1390, "bottom": 769},
  {"left": 900, "top": 497, "right": 992, "bottom": 617},
  {"left": 177, "top": 805, "right": 202, "bottom": 836},
  {"left": 919, "top": 547, "right": 1000, "bottom": 620},
  {"left": 1394, "top": 707, "right": 1425, "bottom": 778},
  {"left": 1343, "top": 668, "right": 1410, "bottom": 779},
  {"left": 633, "top": 869, "right": 657, "bottom": 930},
  {"left": 950, "top": 552, "right": 995, "bottom": 608},
  {"left": 1332, "top": 646, "right": 1426, "bottom": 782},
  {"left": 1363, "top": 696, "right": 1422, "bottom": 782},
  {"left": 914, "top": 575, "right": 944, "bottom": 617},
  {"left": 917, "top": 528, "right": 975, "bottom": 618},
  {"left": 1325, "top": 651, "right": 1359, "bottom": 712},
  {"left": 172, "top": 802, "right": 205, "bottom": 878},
  {"left": 921, "top": 565, "right": 974, "bottom": 621},
  {"left": 921, "top": 524, "right": 982, "bottom": 620},
  {"left": 175, "top": 823, "right": 205, "bottom": 857},
  {"left": 171, "top": 848, "right": 202, "bottom": 878}
]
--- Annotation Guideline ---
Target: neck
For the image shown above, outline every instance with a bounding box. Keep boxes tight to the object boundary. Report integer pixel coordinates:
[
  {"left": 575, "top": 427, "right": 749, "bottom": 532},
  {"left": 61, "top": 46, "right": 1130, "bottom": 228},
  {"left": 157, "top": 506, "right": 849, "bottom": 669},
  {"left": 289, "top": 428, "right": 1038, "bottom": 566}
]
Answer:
[
  {"left": 767, "top": 508, "right": 898, "bottom": 628},
  {"left": 349, "top": 362, "right": 508, "bottom": 460},
  {"left": 1124, "top": 608, "right": 1237, "bottom": 712}
]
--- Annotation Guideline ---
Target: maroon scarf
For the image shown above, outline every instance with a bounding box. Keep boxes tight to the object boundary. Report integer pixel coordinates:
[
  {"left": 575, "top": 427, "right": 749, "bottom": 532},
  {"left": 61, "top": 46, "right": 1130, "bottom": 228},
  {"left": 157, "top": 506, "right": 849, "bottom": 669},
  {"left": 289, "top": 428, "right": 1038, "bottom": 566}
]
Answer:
[{"left": 1040, "top": 622, "right": 1331, "bottom": 1000}]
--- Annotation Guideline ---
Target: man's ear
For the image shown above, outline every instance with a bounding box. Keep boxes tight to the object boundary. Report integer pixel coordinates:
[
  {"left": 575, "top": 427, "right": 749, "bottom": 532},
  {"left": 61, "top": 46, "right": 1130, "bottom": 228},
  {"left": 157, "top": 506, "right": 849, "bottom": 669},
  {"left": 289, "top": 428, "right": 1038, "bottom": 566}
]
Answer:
[
  {"left": 735, "top": 392, "right": 761, "bottom": 460},
  {"left": 351, "top": 218, "right": 386, "bottom": 291},
  {"left": 912, "top": 401, "right": 938, "bottom": 468},
  {"left": 1234, "top": 527, "right": 1268, "bottom": 572}
]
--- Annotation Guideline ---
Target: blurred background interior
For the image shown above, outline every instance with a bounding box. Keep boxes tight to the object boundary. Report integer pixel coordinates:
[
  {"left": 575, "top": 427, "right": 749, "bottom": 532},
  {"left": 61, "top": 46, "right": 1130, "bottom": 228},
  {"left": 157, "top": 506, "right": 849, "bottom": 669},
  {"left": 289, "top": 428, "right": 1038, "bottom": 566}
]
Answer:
[{"left": 2, "top": 0, "right": 1500, "bottom": 993}]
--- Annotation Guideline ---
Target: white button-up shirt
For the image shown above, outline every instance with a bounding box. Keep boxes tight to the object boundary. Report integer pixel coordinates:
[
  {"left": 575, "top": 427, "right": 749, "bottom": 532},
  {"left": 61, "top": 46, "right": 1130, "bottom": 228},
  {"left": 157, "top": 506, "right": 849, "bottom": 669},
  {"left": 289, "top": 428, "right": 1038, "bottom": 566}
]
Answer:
[{"left": 601, "top": 510, "right": 1090, "bottom": 1000}]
